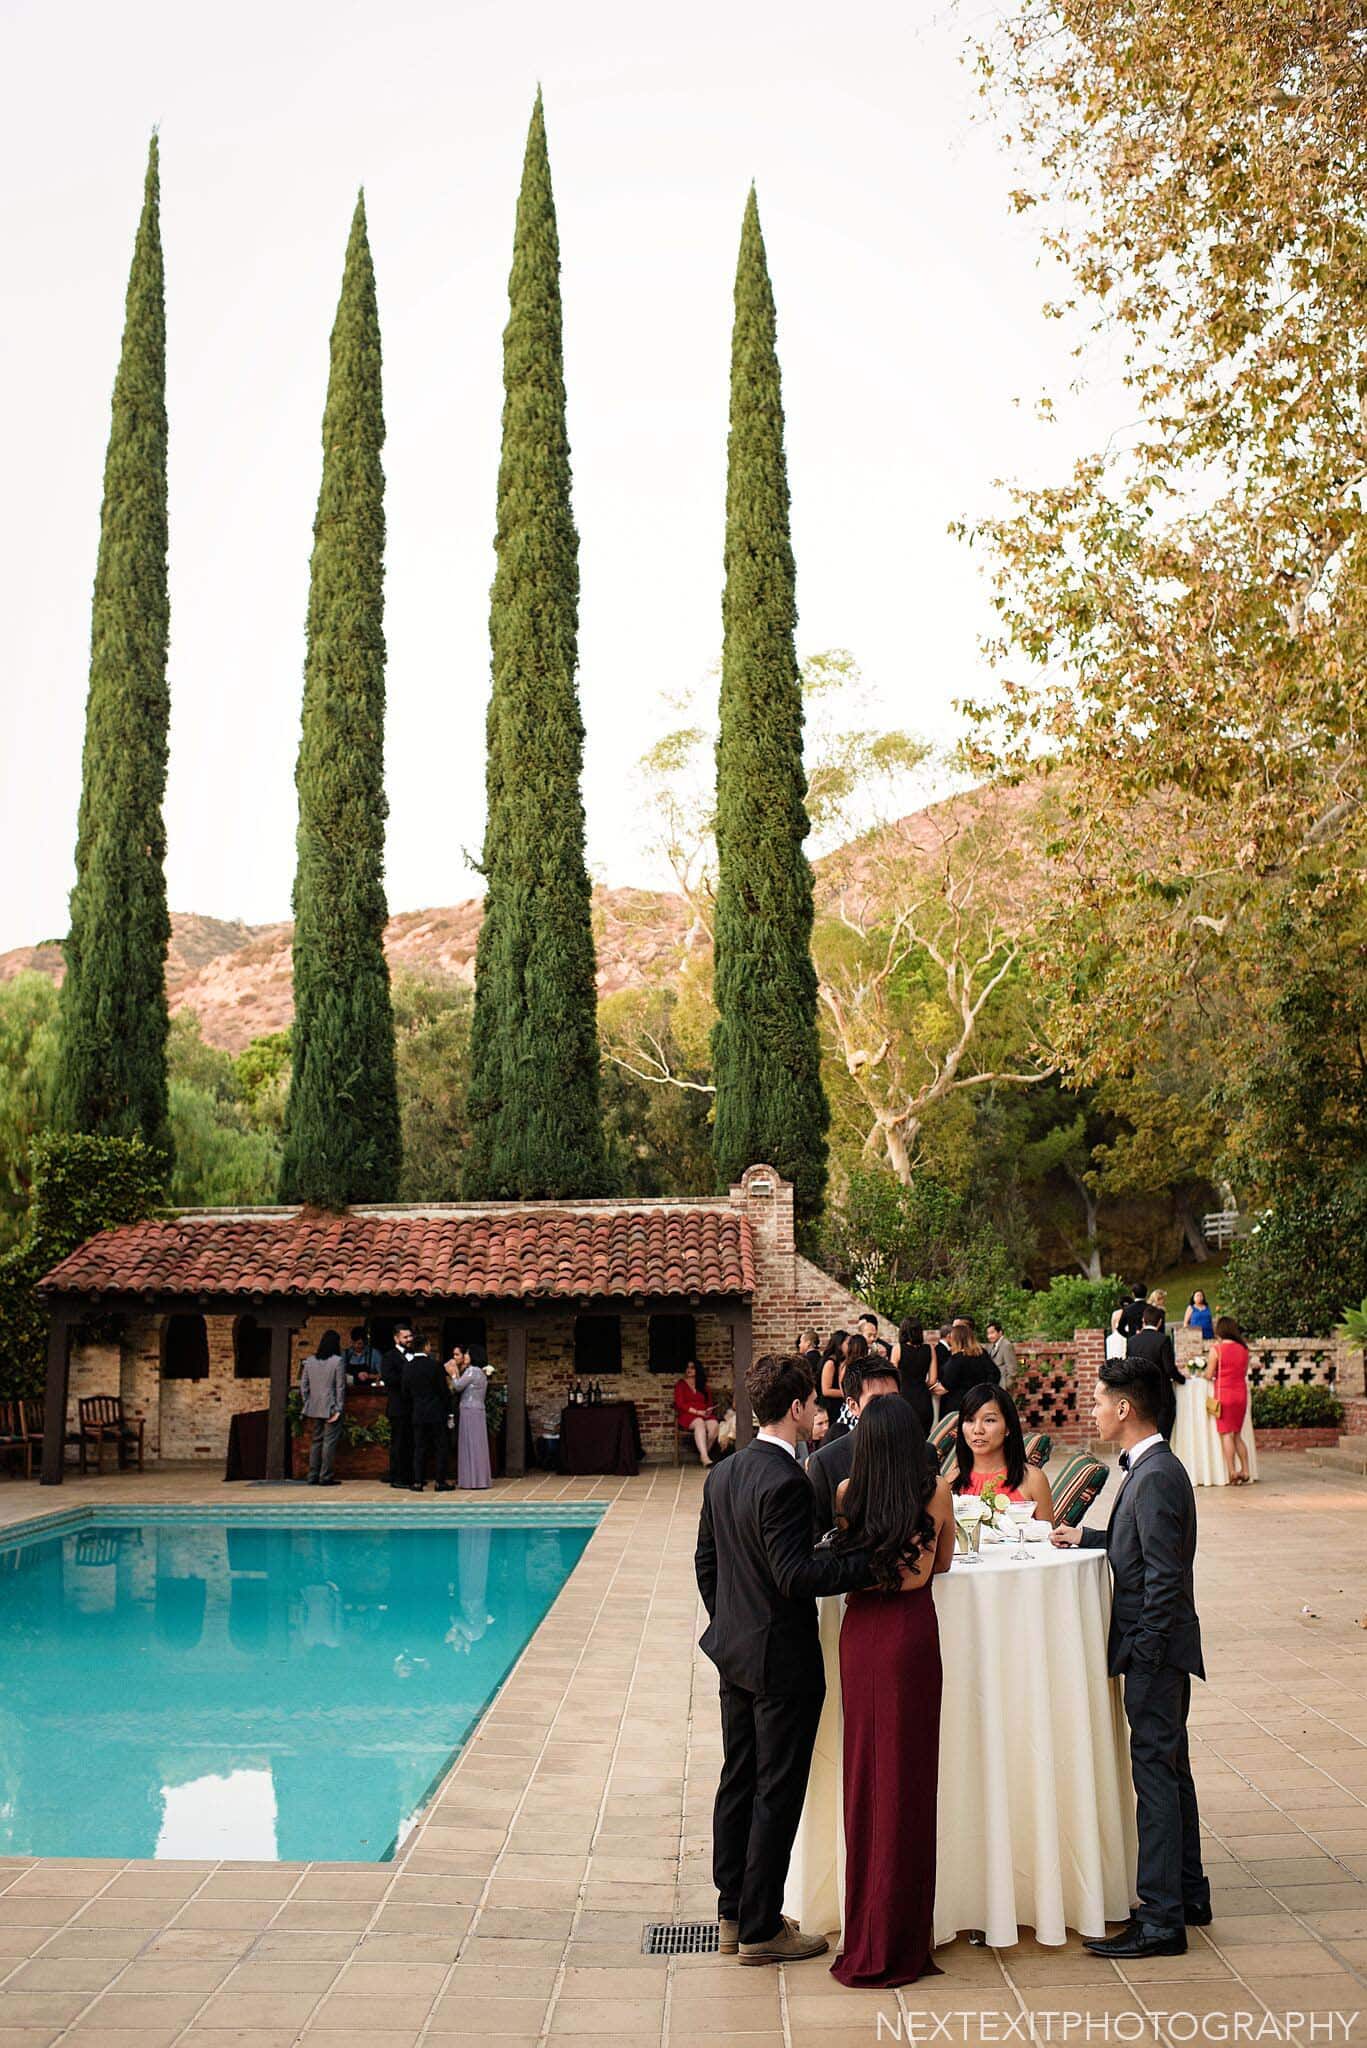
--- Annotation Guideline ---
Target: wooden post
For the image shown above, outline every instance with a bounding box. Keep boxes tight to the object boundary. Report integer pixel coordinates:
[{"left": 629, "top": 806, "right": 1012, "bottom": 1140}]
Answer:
[
  {"left": 40, "top": 1303, "right": 75, "bottom": 1486},
  {"left": 265, "top": 1318, "right": 294, "bottom": 1484},
  {"left": 731, "top": 1311, "right": 753, "bottom": 1448},
  {"left": 504, "top": 1324, "right": 528, "bottom": 1478}
]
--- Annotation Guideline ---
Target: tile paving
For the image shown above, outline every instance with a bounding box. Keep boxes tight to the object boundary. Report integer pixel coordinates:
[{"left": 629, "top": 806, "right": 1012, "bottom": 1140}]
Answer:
[{"left": 0, "top": 1455, "right": 1362, "bottom": 2046}]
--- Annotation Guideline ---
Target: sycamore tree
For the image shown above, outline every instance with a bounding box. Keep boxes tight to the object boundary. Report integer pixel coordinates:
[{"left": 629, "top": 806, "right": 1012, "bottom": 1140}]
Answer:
[
  {"left": 963, "top": 2, "right": 1367, "bottom": 1088},
  {"left": 813, "top": 781, "right": 1055, "bottom": 1182}
]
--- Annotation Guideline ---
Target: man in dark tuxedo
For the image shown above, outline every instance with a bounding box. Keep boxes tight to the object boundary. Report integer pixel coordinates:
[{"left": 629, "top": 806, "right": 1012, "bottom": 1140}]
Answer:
[
  {"left": 1117, "top": 1284, "right": 1149, "bottom": 1339},
  {"left": 695, "top": 1353, "right": 870, "bottom": 1966},
  {"left": 1126, "top": 1304, "right": 1183, "bottom": 1439},
  {"left": 806, "top": 1355, "right": 902, "bottom": 1536},
  {"left": 405, "top": 1337, "right": 454, "bottom": 1492},
  {"left": 381, "top": 1324, "right": 416, "bottom": 1489},
  {"left": 1053, "top": 1358, "right": 1210, "bottom": 1957}
]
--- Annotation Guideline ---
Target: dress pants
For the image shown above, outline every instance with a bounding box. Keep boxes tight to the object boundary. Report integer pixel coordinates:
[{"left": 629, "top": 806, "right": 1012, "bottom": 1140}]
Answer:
[
  {"left": 714, "top": 1681, "right": 824, "bottom": 1944},
  {"left": 388, "top": 1415, "right": 412, "bottom": 1486},
  {"left": 412, "top": 1417, "right": 449, "bottom": 1488},
  {"left": 307, "top": 1414, "right": 342, "bottom": 1482},
  {"left": 1123, "top": 1664, "right": 1209, "bottom": 1929}
]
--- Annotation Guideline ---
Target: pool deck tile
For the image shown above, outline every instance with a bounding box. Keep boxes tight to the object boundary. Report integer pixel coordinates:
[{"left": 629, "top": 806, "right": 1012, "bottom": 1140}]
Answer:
[{"left": 0, "top": 1455, "right": 1364, "bottom": 2044}]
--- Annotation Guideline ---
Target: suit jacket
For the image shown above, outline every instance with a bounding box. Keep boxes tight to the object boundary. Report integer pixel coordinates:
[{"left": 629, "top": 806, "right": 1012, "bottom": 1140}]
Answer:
[
  {"left": 694, "top": 1438, "right": 869, "bottom": 1697},
  {"left": 806, "top": 1429, "right": 857, "bottom": 1537},
  {"left": 299, "top": 1354, "right": 346, "bottom": 1420},
  {"left": 1080, "top": 1442, "right": 1204, "bottom": 1678},
  {"left": 403, "top": 1351, "right": 451, "bottom": 1424},
  {"left": 381, "top": 1346, "right": 411, "bottom": 1421},
  {"left": 1126, "top": 1326, "right": 1183, "bottom": 1436}
]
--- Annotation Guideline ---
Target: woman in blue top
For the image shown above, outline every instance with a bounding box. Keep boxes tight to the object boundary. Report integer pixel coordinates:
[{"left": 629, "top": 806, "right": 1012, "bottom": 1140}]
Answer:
[{"left": 1183, "top": 1289, "right": 1215, "bottom": 1340}]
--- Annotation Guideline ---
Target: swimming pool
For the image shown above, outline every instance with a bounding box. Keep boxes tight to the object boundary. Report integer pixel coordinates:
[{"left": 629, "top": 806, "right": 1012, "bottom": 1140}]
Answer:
[{"left": 0, "top": 1505, "right": 599, "bottom": 1862}]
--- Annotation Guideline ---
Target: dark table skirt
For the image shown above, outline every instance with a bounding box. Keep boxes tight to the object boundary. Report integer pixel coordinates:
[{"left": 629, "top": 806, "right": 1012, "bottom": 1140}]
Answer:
[
  {"left": 557, "top": 1401, "right": 643, "bottom": 1477},
  {"left": 225, "top": 1408, "right": 270, "bottom": 1482}
]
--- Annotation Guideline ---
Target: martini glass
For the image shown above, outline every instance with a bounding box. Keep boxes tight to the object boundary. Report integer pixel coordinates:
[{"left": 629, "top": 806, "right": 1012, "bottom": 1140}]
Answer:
[
  {"left": 953, "top": 1497, "right": 986, "bottom": 1563},
  {"left": 1007, "top": 1498, "right": 1035, "bottom": 1561}
]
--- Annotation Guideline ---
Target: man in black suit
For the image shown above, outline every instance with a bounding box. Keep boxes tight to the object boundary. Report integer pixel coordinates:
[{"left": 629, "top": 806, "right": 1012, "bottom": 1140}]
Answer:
[
  {"left": 1053, "top": 1358, "right": 1210, "bottom": 1957},
  {"left": 1126, "top": 1304, "right": 1183, "bottom": 1439},
  {"left": 1117, "top": 1284, "right": 1149, "bottom": 1339},
  {"left": 806, "top": 1355, "right": 902, "bottom": 1536},
  {"left": 695, "top": 1353, "right": 870, "bottom": 1966},
  {"left": 405, "top": 1336, "right": 454, "bottom": 1492},
  {"left": 381, "top": 1324, "right": 416, "bottom": 1490}
]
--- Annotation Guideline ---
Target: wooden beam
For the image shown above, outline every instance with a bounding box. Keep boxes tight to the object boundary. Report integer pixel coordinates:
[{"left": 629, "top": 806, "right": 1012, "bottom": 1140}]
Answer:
[
  {"left": 504, "top": 1324, "right": 528, "bottom": 1478},
  {"left": 731, "top": 1311, "right": 753, "bottom": 1448},
  {"left": 40, "top": 1303, "right": 75, "bottom": 1486},
  {"left": 264, "top": 1320, "right": 294, "bottom": 1484}
]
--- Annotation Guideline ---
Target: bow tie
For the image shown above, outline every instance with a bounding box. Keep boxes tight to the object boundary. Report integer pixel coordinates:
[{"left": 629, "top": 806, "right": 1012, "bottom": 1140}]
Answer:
[{"left": 1118, "top": 1451, "right": 1131, "bottom": 1472}]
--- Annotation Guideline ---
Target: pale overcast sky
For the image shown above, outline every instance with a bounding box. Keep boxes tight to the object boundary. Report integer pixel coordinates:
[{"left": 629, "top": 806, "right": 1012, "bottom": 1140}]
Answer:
[{"left": 0, "top": 0, "right": 1112, "bottom": 951}]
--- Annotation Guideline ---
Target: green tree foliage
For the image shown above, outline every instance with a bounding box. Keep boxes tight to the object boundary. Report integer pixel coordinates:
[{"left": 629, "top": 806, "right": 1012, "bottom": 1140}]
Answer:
[
  {"left": 279, "top": 194, "right": 401, "bottom": 1206},
  {"left": 464, "top": 95, "right": 607, "bottom": 1198},
  {"left": 600, "top": 985, "right": 715, "bottom": 1197},
  {"left": 164, "top": 1016, "right": 281, "bottom": 1207},
  {"left": 54, "top": 137, "right": 171, "bottom": 1166},
  {"left": 0, "top": 1133, "right": 163, "bottom": 1400},
  {"left": 0, "top": 976, "right": 60, "bottom": 1250},
  {"left": 711, "top": 191, "right": 828, "bottom": 1218},
  {"left": 393, "top": 974, "right": 474, "bottom": 1202},
  {"left": 820, "top": 1168, "right": 1020, "bottom": 1333}
]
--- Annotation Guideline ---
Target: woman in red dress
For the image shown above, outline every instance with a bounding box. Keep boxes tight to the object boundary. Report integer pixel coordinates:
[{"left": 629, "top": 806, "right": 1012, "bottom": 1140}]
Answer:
[
  {"left": 673, "top": 1361, "right": 719, "bottom": 1466},
  {"left": 829, "top": 1396, "right": 956, "bottom": 1987},
  {"left": 1211, "top": 1315, "right": 1252, "bottom": 1485}
]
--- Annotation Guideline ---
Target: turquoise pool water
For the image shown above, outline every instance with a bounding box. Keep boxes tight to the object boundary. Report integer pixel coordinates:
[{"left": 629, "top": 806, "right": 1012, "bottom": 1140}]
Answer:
[{"left": 0, "top": 1507, "right": 598, "bottom": 1862}]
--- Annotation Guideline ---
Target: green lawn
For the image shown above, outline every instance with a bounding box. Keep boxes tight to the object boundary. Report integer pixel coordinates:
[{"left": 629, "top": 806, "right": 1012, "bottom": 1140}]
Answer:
[{"left": 1153, "top": 1253, "right": 1231, "bottom": 1317}]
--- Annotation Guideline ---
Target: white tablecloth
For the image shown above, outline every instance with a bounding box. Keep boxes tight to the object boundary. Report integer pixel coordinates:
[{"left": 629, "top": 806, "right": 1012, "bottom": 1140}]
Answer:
[
  {"left": 1171, "top": 1374, "right": 1258, "bottom": 1486},
  {"left": 785, "top": 1544, "right": 1137, "bottom": 1951}
]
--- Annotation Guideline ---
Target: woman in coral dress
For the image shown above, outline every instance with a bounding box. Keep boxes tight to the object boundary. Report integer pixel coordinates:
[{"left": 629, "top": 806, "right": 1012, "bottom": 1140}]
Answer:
[
  {"left": 951, "top": 1383, "right": 1055, "bottom": 1523},
  {"left": 1211, "top": 1315, "right": 1251, "bottom": 1485},
  {"left": 828, "top": 1397, "right": 956, "bottom": 1988}
]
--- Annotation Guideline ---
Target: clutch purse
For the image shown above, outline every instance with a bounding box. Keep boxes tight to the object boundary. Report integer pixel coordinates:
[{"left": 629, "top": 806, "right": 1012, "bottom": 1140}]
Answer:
[{"left": 1206, "top": 1394, "right": 1221, "bottom": 1420}]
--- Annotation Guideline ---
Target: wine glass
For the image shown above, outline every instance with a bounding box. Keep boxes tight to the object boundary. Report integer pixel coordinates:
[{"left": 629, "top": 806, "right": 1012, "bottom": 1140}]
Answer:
[{"left": 1007, "top": 1498, "right": 1034, "bottom": 1561}]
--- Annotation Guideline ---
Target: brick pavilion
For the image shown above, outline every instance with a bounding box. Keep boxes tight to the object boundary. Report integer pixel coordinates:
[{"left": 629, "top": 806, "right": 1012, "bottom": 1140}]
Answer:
[{"left": 36, "top": 1164, "right": 877, "bottom": 1485}]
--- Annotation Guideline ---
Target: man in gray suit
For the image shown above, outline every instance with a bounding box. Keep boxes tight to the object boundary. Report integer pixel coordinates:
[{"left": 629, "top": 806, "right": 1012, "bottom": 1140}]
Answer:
[
  {"left": 1053, "top": 1357, "right": 1210, "bottom": 1957},
  {"left": 300, "top": 1331, "right": 347, "bottom": 1486}
]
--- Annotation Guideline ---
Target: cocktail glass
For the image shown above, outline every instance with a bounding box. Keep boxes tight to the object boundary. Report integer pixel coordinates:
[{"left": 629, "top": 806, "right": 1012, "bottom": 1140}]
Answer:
[
  {"left": 1007, "top": 1498, "right": 1034, "bottom": 1561},
  {"left": 953, "top": 1497, "right": 986, "bottom": 1563}
]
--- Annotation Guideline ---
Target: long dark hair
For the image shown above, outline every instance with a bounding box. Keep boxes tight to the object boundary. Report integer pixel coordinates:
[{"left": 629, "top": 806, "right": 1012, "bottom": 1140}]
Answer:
[
  {"left": 898, "top": 1318, "right": 924, "bottom": 1351},
  {"left": 834, "top": 1396, "right": 937, "bottom": 1590},
  {"left": 953, "top": 1382, "right": 1027, "bottom": 1493}
]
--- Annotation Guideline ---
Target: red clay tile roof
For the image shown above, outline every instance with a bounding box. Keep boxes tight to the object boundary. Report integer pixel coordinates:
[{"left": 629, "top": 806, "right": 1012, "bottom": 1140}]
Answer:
[{"left": 39, "top": 1204, "right": 755, "bottom": 1305}]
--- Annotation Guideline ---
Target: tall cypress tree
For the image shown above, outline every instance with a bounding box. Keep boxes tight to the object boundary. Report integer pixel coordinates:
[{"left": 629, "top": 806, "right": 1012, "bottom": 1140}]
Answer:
[
  {"left": 711, "top": 189, "right": 829, "bottom": 1220},
  {"left": 279, "top": 193, "right": 401, "bottom": 1206},
  {"left": 55, "top": 135, "right": 172, "bottom": 1168},
  {"left": 464, "top": 94, "right": 608, "bottom": 1198}
]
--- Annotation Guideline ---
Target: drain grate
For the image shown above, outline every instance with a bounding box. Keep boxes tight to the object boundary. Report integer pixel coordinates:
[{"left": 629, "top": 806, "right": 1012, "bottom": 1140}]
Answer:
[{"left": 641, "top": 1921, "right": 720, "bottom": 1956}]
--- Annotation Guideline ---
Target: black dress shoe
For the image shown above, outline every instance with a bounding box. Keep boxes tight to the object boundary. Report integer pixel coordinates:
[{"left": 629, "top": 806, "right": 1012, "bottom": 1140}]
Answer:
[
  {"left": 1185, "top": 1901, "right": 1212, "bottom": 1926},
  {"left": 1084, "top": 1923, "right": 1187, "bottom": 1959},
  {"left": 319, "top": 1477, "right": 341, "bottom": 1487},
  {"left": 434, "top": 1482, "right": 455, "bottom": 1492},
  {"left": 409, "top": 1483, "right": 424, "bottom": 1492}
]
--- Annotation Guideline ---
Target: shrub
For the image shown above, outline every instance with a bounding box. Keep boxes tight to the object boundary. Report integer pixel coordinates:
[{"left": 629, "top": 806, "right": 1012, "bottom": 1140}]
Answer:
[
  {"left": 0, "top": 1133, "right": 163, "bottom": 1400},
  {"left": 1024, "top": 1274, "right": 1127, "bottom": 1340},
  {"left": 1250, "top": 1384, "right": 1344, "bottom": 1430},
  {"left": 824, "top": 1170, "right": 1022, "bottom": 1332},
  {"left": 1226, "top": 1186, "right": 1367, "bottom": 1336}
]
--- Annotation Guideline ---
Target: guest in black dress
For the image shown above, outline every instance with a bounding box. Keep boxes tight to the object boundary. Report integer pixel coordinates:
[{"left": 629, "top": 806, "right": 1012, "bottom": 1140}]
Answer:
[
  {"left": 931, "top": 1320, "right": 1000, "bottom": 1418},
  {"left": 892, "top": 1319, "right": 933, "bottom": 1434},
  {"left": 818, "top": 1332, "right": 848, "bottom": 1429}
]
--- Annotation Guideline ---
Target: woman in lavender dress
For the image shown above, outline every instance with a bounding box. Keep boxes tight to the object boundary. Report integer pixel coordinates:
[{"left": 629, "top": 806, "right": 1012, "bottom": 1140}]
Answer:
[{"left": 446, "top": 1344, "right": 492, "bottom": 1490}]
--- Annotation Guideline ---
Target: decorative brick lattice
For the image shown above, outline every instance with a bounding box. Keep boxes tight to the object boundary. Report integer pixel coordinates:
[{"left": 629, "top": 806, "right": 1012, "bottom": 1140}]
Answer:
[{"left": 1009, "top": 1342, "right": 1080, "bottom": 1439}]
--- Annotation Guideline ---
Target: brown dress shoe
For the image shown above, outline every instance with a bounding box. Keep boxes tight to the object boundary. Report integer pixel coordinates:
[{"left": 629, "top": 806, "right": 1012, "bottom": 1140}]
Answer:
[{"left": 738, "top": 1920, "right": 830, "bottom": 1966}]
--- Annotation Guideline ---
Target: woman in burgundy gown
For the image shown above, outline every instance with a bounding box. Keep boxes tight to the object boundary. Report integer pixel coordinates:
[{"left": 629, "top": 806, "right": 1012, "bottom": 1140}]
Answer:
[{"left": 829, "top": 1396, "right": 956, "bottom": 1988}]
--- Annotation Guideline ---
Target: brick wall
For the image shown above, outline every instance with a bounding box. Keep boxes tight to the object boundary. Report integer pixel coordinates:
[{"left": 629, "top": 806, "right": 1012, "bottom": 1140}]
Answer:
[{"left": 727, "top": 1165, "right": 882, "bottom": 1360}]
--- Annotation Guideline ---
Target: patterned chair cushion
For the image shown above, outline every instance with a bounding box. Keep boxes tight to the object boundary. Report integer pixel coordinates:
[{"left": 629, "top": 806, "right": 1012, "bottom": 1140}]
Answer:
[
  {"left": 1051, "top": 1451, "right": 1111, "bottom": 1529},
  {"left": 928, "top": 1412, "right": 959, "bottom": 1475},
  {"left": 1023, "top": 1430, "right": 1052, "bottom": 1469}
]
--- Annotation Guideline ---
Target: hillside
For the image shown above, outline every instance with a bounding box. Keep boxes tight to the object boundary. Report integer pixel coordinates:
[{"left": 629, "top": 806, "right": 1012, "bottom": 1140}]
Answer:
[
  {"left": 0, "top": 889, "right": 693, "bottom": 1052},
  {"left": 0, "top": 784, "right": 1046, "bottom": 1052}
]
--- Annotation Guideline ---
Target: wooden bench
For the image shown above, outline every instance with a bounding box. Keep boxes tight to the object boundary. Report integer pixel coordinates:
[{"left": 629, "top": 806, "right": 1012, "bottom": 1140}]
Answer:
[{"left": 77, "top": 1396, "right": 145, "bottom": 1475}]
